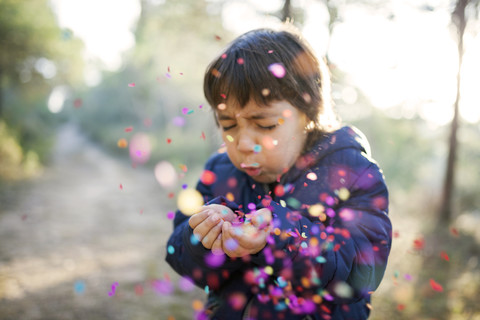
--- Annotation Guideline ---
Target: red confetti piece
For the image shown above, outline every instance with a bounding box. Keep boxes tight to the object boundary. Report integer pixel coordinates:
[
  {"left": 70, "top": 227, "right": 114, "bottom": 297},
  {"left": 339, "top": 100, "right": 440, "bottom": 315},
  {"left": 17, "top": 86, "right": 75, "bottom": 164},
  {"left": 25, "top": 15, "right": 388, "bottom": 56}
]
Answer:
[
  {"left": 168, "top": 192, "right": 175, "bottom": 198},
  {"left": 237, "top": 58, "right": 244, "bottom": 65},
  {"left": 73, "top": 98, "right": 82, "bottom": 108},
  {"left": 119, "top": 184, "right": 123, "bottom": 190},
  {"left": 440, "top": 251, "right": 450, "bottom": 261},
  {"left": 200, "top": 170, "right": 216, "bottom": 185},
  {"left": 220, "top": 93, "right": 227, "bottom": 99},
  {"left": 429, "top": 279, "right": 443, "bottom": 292},
  {"left": 393, "top": 230, "right": 400, "bottom": 238},
  {"left": 413, "top": 236, "right": 425, "bottom": 250},
  {"left": 397, "top": 304, "right": 405, "bottom": 311},
  {"left": 166, "top": 138, "right": 172, "bottom": 144},
  {"left": 450, "top": 227, "right": 459, "bottom": 237},
  {"left": 215, "top": 35, "right": 222, "bottom": 41},
  {"left": 128, "top": 83, "right": 135, "bottom": 87},
  {"left": 201, "top": 131, "right": 206, "bottom": 140},
  {"left": 124, "top": 126, "right": 133, "bottom": 132}
]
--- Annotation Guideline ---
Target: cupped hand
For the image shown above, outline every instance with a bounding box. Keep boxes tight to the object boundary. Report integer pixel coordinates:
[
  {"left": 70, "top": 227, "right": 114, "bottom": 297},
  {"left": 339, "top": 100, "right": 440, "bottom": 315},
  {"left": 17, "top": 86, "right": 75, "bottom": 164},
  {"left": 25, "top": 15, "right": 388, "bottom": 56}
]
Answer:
[{"left": 188, "top": 204, "right": 236, "bottom": 251}]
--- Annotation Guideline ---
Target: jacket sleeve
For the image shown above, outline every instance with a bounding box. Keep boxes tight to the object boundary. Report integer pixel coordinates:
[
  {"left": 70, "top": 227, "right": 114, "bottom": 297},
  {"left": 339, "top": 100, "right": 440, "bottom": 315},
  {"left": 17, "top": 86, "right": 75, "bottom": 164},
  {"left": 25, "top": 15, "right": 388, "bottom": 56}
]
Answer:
[
  {"left": 165, "top": 156, "right": 244, "bottom": 290},
  {"left": 250, "top": 161, "right": 392, "bottom": 304}
]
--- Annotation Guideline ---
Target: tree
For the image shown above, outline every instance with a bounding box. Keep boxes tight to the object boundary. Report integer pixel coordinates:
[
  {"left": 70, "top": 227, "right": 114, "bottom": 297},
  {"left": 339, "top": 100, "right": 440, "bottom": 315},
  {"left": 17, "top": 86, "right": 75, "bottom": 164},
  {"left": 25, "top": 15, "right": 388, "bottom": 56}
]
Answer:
[{"left": 440, "top": 0, "right": 479, "bottom": 223}]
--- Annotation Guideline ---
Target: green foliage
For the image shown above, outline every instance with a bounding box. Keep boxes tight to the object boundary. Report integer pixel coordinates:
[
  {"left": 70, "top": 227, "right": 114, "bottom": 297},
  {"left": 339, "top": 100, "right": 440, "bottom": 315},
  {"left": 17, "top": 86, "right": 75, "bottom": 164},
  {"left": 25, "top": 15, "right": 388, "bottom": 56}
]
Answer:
[{"left": 0, "top": 0, "right": 85, "bottom": 180}]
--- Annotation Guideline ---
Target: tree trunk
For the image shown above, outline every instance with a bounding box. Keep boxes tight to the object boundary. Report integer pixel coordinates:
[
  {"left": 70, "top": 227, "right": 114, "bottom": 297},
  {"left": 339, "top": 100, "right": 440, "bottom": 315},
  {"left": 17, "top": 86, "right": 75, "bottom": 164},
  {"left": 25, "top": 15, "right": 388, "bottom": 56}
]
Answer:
[
  {"left": 440, "top": 0, "right": 468, "bottom": 223},
  {"left": 281, "top": 0, "right": 292, "bottom": 22}
]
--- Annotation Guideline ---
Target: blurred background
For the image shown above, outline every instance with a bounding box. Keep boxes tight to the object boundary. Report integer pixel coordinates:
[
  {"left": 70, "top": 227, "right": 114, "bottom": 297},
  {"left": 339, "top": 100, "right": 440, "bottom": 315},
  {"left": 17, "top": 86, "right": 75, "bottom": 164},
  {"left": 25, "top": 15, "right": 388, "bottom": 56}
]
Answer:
[{"left": 0, "top": 0, "right": 479, "bottom": 319}]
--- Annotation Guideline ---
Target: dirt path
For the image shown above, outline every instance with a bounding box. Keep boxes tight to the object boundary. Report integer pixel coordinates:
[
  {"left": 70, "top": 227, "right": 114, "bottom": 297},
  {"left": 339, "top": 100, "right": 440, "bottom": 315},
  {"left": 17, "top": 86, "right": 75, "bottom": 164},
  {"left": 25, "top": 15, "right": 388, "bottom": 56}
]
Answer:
[{"left": 0, "top": 123, "right": 203, "bottom": 320}]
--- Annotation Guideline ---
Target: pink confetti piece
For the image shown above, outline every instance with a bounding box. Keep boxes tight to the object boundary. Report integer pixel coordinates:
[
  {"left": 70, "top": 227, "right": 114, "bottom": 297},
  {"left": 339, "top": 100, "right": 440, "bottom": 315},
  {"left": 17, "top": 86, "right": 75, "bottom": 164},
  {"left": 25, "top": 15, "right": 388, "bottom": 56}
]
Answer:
[
  {"left": 201, "top": 131, "right": 206, "bottom": 140},
  {"left": 128, "top": 83, "right": 135, "bottom": 87},
  {"left": 124, "top": 126, "right": 133, "bottom": 132},
  {"left": 167, "top": 211, "right": 175, "bottom": 219},
  {"left": 268, "top": 63, "right": 286, "bottom": 78},
  {"left": 237, "top": 58, "right": 244, "bottom": 65},
  {"left": 119, "top": 184, "right": 123, "bottom": 190}
]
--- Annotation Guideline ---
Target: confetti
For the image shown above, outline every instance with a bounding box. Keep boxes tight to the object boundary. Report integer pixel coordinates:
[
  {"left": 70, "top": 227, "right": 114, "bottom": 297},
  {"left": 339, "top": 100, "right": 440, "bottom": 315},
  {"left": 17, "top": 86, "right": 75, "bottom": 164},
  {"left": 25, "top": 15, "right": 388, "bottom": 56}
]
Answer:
[
  {"left": 117, "top": 138, "right": 128, "bottom": 148},
  {"left": 413, "top": 236, "right": 425, "bottom": 250},
  {"left": 135, "top": 284, "right": 144, "bottom": 296},
  {"left": 205, "top": 252, "right": 225, "bottom": 267},
  {"left": 119, "top": 184, "right": 123, "bottom": 190},
  {"left": 154, "top": 161, "right": 177, "bottom": 188},
  {"left": 261, "top": 88, "right": 270, "bottom": 96},
  {"left": 177, "top": 188, "right": 204, "bottom": 216},
  {"left": 192, "top": 300, "right": 204, "bottom": 312},
  {"left": 152, "top": 278, "right": 173, "bottom": 295},
  {"left": 124, "top": 126, "right": 133, "bottom": 132},
  {"left": 218, "top": 103, "right": 227, "bottom": 110},
  {"left": 337, "top": 187, "right": 350, "bottom": 201},
  {"left": 73, "top": 98, "right": 82, "bottom": 108},
  {"left": 253, "top": 145, "right": 262, "bottom": 153},
  {"left": 237, "top": 58, "right": 244, "bottom": 65},
  {"left": 268, "top": 63, "right": 286, "bottom": 78},
  {"left": 306, "top": 172, "right": 317, "bottom": 181},
  {"left": 108, "top": 282, "right": 119, "bottom": 297},
  {"left": 172, "top": 116, "right": 186, "bottom": 127},
  {"left": 128, "top": 83, "right": 135, "bottom": 87},
  {"left": 226, "top": 135, "right": 234, "bottom": 142},
  {"left": 74, "top": 280, "right": 85, "bottom": 294},
  {"left": 166, "top": 138, "right": 172, "bottom": 144},
  {"left": 167, "top": 211, "right": 175, "bottom": 219},
  {"left": 201, "top": 131, "right": 206, "bottom": 140},
  {"left": 221, "top": 53, "right": 227, "bottom": 59},
  {"left": 429, "top": 279, "right": 443, "bottom": 292},
  {"left": 178, "top": 277, "right": 195, "bottom": 292},
  {"left": 440, "top": 251, "right": 450, "bottom": 261},
  {"left": 200, "top": 170, "right": 216, "bottom": 185},
  {"left": 129, "top": 133, "right": 151, "bottom": 164}
]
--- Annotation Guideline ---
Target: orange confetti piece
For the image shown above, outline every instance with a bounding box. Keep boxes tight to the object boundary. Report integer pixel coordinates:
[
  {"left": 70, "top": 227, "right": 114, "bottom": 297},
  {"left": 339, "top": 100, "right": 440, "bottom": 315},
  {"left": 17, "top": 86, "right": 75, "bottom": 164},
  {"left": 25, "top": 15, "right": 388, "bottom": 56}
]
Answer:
[
  {"left": 192, "top": 300, "right": 204, "bottom": 311},
  {"left": 117, "top": 138, "right": 128, "bottom": 148},
  {"left": 429, "top": 279, "right": 443, "bottom": 292}
]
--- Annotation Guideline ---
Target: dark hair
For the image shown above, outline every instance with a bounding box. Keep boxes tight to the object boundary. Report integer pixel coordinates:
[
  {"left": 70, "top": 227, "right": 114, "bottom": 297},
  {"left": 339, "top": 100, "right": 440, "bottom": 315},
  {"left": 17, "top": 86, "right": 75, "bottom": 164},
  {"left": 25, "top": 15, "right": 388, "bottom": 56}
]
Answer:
[{"left": 203, "top": 26, "right": 338, "bottom": 150}]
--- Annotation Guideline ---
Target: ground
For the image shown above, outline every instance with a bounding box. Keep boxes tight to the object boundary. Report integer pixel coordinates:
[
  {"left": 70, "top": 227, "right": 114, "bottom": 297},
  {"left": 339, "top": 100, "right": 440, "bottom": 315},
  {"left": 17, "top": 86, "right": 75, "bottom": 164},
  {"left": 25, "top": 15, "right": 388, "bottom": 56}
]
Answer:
[{"left": 0, "top": 124, "right": 203, "bottom": 320}]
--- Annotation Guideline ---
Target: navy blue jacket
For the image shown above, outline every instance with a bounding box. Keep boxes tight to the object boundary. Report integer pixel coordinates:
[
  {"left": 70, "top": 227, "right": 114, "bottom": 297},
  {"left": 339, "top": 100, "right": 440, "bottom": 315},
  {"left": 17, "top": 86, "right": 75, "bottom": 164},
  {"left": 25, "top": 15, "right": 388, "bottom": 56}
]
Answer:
[{"left": 166, "top": 126, "right": 392, "bottom": 320}]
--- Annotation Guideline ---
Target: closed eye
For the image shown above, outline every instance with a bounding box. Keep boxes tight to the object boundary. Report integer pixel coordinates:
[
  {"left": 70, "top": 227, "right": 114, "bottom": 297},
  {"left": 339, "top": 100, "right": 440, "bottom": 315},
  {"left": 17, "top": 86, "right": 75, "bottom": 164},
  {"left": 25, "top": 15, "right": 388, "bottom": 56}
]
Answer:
[
  {"left": 222, "top": 124, "right": 236, "bottom": 131},
  {"left": 258, "top": 124, "right": 277, "bottom": 130}
]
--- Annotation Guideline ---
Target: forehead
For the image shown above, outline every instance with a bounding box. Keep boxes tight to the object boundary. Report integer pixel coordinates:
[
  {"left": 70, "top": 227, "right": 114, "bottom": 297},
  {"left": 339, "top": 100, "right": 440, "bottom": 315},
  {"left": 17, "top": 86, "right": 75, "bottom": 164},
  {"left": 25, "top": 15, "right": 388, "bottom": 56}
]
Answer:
[{"left": 216, "top": 100, "right": 300, "bottom": 119}]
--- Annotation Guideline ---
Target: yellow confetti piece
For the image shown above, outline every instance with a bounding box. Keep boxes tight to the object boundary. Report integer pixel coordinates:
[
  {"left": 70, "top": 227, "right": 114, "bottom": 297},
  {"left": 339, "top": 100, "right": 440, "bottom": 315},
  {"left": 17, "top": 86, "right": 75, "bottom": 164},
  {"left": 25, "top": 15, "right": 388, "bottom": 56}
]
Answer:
[
  {"left": 308, "top": 204, "right": 324, "bottom": 217},
  {"left": 338, "top": 187, "right": 350, "bottom": 201},
  {"left": 280, "top": 200, "right": 286, "bottom": 207},
  {"left": 226, "top": 192, "right": 235, "bottom": 202},
  {"left": 264, "top": 266, "right": 273, "bottom": 275},
  {"left": 278, "top": 118, "right": 285, "bottom": 125},
  {"left": 274, "top": 228, "right": 281, "bottom": 236},
  {"left": 226, "top": 135, "right": 234, "bottom": 142},
  {"left": 117, "top": 138, "right": 128, "bottom": 148},
  {"left": 177, "top": 189, "right": 204, "bottom": 216}
]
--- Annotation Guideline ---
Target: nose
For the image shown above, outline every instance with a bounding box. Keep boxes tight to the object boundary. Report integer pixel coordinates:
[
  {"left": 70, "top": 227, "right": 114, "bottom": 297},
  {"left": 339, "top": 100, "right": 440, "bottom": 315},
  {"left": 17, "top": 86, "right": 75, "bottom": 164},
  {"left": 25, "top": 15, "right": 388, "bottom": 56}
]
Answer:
[{"left": 237, "top": 130, "right": 256, "bottom": 153}]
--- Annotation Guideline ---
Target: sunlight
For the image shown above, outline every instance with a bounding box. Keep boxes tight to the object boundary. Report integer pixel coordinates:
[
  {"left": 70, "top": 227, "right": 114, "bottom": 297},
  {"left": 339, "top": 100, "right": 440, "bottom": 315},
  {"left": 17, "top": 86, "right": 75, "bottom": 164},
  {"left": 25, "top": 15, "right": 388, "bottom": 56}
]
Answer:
[{"left": 50, "top": 0, "right": 140, "bottom": 78}]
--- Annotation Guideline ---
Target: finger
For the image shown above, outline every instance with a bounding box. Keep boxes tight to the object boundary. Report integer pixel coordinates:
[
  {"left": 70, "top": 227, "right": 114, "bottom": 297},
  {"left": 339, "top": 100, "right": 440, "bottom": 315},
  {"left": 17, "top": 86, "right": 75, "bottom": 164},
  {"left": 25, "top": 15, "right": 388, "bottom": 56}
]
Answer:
[
  {"left": 208, "top": 204, "right": 237, "bottom": 222},
  {"left": 211, "top": 234, "right": 224, "bottom": 256},
  {"left": 192, "top": 213, "right": 222, "bottom": 241},
  {"left": 252, "top": 208, "right": 272, "bottom": 229},
  {"left": 201, "top": 220, "right": 224, "bottom": 249},
  {"left": 188, "top": 209, "right": 210, "bottom": 229}
]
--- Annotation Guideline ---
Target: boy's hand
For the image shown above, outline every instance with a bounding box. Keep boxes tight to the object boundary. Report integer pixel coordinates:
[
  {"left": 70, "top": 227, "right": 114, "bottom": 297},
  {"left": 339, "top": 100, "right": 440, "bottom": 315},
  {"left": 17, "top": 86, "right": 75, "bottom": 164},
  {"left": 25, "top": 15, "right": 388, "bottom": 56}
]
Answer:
[
  {"left": 188, "top": 204, "right": 236, "bottom": 251},
  {"left": 221, "top": 208, "right": 272, "bottom": 258}
]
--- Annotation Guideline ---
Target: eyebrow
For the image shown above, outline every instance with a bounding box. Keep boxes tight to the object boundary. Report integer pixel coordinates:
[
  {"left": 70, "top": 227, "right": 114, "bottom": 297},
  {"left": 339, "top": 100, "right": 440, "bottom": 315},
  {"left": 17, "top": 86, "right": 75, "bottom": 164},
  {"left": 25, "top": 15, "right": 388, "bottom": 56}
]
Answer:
[{"left": 217, "top": 113, "right": 277, "bottom": 120}]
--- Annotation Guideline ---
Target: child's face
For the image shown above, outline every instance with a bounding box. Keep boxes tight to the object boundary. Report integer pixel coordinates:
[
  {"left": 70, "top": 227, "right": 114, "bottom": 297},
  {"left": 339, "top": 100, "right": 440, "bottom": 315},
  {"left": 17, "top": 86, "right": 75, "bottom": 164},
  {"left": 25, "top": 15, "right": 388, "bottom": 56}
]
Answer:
[{"left": 216, "top": 99, "right": 308, "bottom": 184}]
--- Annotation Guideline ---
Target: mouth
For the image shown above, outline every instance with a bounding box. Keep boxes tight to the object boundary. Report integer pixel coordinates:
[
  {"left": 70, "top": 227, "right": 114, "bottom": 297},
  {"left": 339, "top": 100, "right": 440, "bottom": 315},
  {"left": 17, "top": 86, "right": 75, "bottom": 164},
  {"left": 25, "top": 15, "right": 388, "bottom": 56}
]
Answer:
[{"left": 241, "top": 162, "right": 261, "bottom": 177}]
